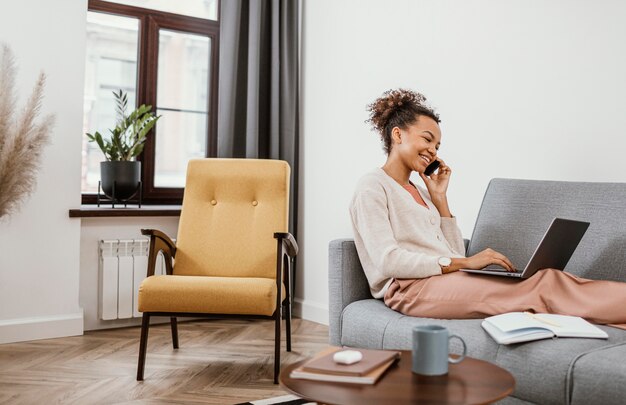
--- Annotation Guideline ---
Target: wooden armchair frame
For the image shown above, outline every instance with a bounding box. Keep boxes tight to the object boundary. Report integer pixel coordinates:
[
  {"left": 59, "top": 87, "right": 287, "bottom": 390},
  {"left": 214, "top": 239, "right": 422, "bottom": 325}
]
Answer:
[{"left": 136, "top": 228, "right": 298, "bottom": 384}]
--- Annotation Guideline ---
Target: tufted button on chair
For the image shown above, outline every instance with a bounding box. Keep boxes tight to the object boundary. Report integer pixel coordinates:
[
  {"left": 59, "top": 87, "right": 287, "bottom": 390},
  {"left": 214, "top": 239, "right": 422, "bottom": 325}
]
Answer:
[{"left": 136, "top": 158, "right": 298, "bottom": 383}]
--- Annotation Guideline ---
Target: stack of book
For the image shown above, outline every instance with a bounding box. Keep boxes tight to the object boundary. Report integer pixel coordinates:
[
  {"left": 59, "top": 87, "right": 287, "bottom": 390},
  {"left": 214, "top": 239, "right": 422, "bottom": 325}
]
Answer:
[{"left": 290, "top": 347, "right": 401, "bottom": 384}]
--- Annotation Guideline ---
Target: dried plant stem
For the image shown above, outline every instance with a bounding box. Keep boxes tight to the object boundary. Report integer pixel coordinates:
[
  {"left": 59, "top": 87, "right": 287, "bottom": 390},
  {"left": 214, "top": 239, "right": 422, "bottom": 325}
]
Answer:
[
  {"left": 0, "top": 45, "right": 16, "bottom": 155},
  {"left": 0, "top": 44, "right": 54, "bottom": 219}
]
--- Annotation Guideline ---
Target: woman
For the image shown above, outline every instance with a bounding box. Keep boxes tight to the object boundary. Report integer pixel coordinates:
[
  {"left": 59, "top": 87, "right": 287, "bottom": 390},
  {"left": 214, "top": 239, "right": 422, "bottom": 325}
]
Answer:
[{"left": 350, "top": 88, "right": 626, "bottom": 328}]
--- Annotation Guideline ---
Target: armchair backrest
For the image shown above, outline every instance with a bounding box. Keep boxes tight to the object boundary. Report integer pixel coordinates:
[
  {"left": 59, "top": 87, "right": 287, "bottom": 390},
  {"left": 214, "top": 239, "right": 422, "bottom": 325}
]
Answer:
[{"left": 174, "top": 158, "right": 290, "bottom": 278}]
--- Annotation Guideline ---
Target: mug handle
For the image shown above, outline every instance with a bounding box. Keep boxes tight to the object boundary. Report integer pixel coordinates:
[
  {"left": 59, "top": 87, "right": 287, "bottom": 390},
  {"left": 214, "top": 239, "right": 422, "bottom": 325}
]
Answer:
[{"left": 448, "top": 334, "right": 467, "bottom": 364}]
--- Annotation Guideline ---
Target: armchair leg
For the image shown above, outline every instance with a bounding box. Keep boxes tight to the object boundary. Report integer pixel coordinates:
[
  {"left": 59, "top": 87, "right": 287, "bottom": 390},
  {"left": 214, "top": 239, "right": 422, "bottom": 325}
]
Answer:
[
  {"left": 137, "top": 313, "right": 151, "bottom": 381},
  {"left": 170, "top": 317, "right": 179, "bottom": 349},
  {"left": 284, "top": 255, "right": 292, "bottom": 352},
  {"left": 285, "top": 300, "right": 292, "bottom": 352},
  {"left": 274, "top": 309, "right": 281, "bottom": 384}
]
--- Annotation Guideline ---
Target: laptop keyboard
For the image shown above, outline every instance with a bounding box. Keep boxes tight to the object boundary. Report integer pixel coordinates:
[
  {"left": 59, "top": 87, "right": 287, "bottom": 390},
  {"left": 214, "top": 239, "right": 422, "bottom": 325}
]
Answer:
[{"left": 484, "top": 265, "right": 520, "bottom": 273}]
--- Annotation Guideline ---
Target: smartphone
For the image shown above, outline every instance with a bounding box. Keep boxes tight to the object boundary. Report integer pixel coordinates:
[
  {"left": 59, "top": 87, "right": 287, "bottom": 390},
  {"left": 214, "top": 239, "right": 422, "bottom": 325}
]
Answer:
[{"left": 424, "top": 160, "right": 440, "bottom": 176}]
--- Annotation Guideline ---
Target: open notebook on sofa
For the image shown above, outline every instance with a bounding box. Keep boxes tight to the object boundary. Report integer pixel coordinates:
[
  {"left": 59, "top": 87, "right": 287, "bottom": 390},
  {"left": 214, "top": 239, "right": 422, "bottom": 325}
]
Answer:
[{"left": 482, "top": 312, "right": 608, "bottom": 344}]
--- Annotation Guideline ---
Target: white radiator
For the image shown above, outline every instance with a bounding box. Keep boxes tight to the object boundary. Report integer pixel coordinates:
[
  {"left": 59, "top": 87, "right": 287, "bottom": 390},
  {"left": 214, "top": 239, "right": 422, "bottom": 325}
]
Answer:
[{"left": 99, "top": 239, "right": 171, "bottom": 320}]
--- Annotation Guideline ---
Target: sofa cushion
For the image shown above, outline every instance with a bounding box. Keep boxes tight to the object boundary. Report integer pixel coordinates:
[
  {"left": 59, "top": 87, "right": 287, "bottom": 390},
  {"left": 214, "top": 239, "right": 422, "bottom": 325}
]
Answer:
[
  {"left": 340, "top": 299, "right": 626, "bottom": 405},
  {"left": 468, "top": 179, "right": 626, "bottom": 282},
  {"left": 381, "top": 313, "right": 499, "bottom": 361},
  {"left": 492, "top": 325, "right": 626, "bottom": 405},
  {"left": 341, "top": 299, "right": 504, "bottom": 361},
  {"left": 340, "top": 299, "right": 404, "bottom": 348},
  {"left": 568, "top": 342, "right": 626, "bottom": 405}
]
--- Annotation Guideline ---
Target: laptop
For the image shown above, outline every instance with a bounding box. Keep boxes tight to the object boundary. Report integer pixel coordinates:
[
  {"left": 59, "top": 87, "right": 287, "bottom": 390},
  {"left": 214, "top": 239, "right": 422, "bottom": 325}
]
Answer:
[{"left": 460, "top": 218, "right": 590, "bottom": 279}]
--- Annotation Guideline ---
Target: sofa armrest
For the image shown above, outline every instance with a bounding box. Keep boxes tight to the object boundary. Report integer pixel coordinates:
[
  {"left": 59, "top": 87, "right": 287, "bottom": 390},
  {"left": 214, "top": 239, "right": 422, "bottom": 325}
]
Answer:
[{"left": 328, "top": 239, "right": 373, "bottom": 346}]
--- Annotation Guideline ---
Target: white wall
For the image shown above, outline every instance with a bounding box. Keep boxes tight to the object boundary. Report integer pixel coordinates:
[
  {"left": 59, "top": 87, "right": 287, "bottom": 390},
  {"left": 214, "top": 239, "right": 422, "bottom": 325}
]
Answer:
[
  {"left": 298, "top": 0, "right": 626, "bottom": 324},
  {"left": 0, "top": 0, "right": 88, "bottom": 343}
]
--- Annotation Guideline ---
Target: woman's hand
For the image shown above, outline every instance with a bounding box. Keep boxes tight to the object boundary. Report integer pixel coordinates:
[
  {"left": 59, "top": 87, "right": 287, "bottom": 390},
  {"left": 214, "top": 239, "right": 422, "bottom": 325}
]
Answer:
[
  {"left": 419, "top": 159, "right": 451, "bottom": 200},
  {"left": 419, "top": 159, "right": 453, "bottom": 216},
  {"left": 446, "top": 249, "right": 516, "bottom": 273},
  {"left": 464, "top": 248, "right": 516, "bottom": 272}
]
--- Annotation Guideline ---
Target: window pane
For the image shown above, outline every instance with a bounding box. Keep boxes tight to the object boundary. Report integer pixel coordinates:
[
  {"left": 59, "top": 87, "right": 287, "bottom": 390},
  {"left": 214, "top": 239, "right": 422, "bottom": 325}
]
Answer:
[
  {"left": 154, "top": 29, "right": 211, "bottom": 188},
  {"left": 103, "top": 0, "right": 218, "bottom": 20},
  {"left": 82, "top": 12, "right": 139, "bottom": 194},
  {"left": 154, "top": 109, "right": 208, "bottom": 187},
  {"left": 157, "top": 30, "right": 210, "bottom": 112}
]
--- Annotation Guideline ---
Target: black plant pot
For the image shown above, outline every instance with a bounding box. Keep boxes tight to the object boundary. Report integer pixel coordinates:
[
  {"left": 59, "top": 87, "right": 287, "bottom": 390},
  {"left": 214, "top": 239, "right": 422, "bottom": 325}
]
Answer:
[{"left": 100, "top": 161, "right": 141, "bottom": 202}]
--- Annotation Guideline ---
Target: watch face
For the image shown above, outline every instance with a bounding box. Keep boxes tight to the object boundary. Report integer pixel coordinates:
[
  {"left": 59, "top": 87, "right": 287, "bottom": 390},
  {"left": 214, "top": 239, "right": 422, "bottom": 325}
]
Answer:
[{"left": 439, "top": 257, "right": 452, "bottom": 267}]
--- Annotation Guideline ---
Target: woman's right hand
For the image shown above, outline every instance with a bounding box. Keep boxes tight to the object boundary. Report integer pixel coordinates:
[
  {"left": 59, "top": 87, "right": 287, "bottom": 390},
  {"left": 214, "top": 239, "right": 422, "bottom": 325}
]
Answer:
[{"left": 464, "top": 248, "right": 516, "bottom": 272}]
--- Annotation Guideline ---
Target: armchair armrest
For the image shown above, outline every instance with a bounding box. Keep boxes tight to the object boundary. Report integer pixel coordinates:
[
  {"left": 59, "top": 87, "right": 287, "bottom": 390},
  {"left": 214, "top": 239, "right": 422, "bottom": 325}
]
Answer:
[
  {"left": 274, "top": 232, "right": 298, "bottom": 310},
  {"left": 141, "top": 229, "right": 176, "bottom": 254},
  {"left": 274, "top": 232, "right": 298, "bottom": 257},
  {"left": 141, "top": 228, "right": 176, "bottom": 277}
]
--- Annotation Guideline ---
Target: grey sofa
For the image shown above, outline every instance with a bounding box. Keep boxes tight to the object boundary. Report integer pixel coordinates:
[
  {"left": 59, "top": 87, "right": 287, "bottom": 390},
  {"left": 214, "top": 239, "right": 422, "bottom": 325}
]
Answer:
[{"left": 329, "top": 178, "right": 626, "bottom": 405}]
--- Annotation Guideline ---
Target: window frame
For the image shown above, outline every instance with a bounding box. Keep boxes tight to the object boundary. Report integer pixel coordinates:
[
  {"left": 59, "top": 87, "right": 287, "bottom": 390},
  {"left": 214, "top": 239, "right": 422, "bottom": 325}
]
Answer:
[{"left": 83, "top": 0, "right": 219, "bottom": 204}]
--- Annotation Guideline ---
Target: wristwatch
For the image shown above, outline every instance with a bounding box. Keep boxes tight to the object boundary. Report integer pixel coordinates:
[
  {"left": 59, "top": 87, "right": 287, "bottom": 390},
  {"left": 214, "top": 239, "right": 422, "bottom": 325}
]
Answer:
[{"left": 438, "top": 256, "right": 452, "bottom": 272}]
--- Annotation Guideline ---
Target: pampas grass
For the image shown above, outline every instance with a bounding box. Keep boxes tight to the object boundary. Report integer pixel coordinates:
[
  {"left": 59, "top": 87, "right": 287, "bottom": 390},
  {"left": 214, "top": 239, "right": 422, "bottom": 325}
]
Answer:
[{"left": 0, "top": 44, "right": 55, "bottom": 219}]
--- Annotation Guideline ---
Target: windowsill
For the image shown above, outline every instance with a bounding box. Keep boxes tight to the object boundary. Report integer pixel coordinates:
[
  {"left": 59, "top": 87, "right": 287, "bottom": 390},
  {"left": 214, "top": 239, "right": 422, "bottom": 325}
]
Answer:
[{"left": 69, "top": 205, "right": 182, "bottom": 218}]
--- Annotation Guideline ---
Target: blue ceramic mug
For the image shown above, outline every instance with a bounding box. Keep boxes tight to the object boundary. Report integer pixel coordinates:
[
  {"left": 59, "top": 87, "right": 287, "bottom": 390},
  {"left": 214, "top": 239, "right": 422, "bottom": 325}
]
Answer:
[{"left": 412, "top": 325, "right": 467, "bottom": 376}]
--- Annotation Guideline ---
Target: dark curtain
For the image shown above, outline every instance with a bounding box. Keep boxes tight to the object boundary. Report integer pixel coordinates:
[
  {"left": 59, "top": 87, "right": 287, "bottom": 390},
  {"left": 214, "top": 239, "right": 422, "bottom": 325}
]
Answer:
[{"left": 218, "top": 0, "right": 300, "bottom": 239}]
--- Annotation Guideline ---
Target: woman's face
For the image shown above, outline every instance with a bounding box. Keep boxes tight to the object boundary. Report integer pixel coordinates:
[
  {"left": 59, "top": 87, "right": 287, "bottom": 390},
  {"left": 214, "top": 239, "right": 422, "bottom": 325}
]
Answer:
[{"left": 391, "top": 116, "right": 442, "bottom": 173}]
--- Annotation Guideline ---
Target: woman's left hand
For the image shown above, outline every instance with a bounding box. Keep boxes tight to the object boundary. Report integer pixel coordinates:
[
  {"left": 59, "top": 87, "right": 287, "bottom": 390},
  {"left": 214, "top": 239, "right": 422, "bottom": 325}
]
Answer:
[{"left": 419, "top": 159, "right": 452, "bottom": 199}]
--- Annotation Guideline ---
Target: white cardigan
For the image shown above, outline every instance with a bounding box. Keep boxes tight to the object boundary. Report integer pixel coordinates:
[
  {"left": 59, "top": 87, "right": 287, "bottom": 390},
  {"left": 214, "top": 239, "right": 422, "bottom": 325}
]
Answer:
[{"left": 349, "top": 168, "right": 466, "bottom": 298}]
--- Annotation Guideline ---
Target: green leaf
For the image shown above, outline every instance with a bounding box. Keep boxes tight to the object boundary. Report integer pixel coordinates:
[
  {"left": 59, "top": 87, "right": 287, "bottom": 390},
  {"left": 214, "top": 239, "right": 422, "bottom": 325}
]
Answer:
[
  {"left": 132, "top": 142, "right": 145, "bottom": 157},
  {"left": 138, "top": 117, "right": 158, "bottom": 139},
  {"left": 135, "top": 105, "right": 151, "bottom": 116}
]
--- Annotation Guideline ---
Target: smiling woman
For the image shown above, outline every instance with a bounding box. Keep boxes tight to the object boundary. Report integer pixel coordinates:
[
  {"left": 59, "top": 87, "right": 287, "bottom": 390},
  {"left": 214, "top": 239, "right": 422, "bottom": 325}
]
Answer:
[
  {"left": 349, "top": 89, "right": 468, "bottom": 298},
  {"left": 349, "top": 88, "right": 626, "bottom": 329}
]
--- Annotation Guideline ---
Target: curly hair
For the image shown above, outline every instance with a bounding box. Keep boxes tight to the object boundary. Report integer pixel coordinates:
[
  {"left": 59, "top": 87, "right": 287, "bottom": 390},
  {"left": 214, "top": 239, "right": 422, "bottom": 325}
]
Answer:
[{"left": 366, "top": 88, "right": 440, "bottom": 154}]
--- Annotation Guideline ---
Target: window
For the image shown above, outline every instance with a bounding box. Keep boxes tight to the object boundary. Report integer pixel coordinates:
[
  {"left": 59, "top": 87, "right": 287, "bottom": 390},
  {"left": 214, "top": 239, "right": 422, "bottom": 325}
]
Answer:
[{"left": 82, "top": 0, "right": 219, "bottom": 204}]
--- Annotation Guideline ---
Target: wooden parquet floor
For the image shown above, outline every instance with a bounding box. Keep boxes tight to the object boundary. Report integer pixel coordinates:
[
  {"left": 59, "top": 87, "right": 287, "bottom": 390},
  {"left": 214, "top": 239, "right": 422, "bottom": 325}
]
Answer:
[{"left": 0, "top": 318, "right": 329, "bottom": 405}]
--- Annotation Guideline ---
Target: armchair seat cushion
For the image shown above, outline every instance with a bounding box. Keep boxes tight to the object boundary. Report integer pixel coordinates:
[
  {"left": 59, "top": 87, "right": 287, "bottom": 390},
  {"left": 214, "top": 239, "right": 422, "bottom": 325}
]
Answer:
[{"left": 138, "top": 275, "right": 284, "bottom": 316}]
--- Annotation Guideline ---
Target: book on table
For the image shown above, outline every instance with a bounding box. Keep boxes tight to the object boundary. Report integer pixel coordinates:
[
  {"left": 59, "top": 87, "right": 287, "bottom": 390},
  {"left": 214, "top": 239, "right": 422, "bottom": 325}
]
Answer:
[
  {"left": 482, "top": 312, "right": 609, "bottom": 345},
  {"left": 290, "top": 347, "right": 401, "bottom": 384}
]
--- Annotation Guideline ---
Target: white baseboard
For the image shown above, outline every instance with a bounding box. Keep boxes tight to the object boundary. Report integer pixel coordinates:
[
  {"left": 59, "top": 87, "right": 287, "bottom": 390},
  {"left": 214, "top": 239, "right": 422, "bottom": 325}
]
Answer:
[
  {"left": 292, "top": 298, "right": 329, "bottom": 325},
  {"left": 0, "top": 311, "right": 84, "bottom": 344}
]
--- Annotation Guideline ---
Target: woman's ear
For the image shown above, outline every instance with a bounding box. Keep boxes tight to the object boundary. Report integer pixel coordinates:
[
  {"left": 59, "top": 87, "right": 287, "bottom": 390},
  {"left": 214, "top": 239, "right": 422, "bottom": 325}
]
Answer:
[{"left": 391, "top": 127, "right": 402, "bottom": 144}]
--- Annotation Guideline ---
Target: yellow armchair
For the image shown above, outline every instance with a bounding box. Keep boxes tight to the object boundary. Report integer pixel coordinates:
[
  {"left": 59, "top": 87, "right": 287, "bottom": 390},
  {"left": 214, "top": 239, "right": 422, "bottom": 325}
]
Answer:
[{"left": 136, "top": 158, "right": 297, "bottom": 383}]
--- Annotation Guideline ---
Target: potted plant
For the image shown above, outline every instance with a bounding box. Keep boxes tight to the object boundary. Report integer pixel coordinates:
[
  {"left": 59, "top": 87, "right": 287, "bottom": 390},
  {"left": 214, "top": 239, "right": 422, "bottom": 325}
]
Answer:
[{"left": 86, "top": 90, "right": 160, "bottom": 202}]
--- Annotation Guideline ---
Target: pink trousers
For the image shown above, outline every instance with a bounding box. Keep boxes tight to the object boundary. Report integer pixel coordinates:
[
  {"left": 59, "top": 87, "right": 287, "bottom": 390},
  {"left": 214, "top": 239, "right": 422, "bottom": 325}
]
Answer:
[{"left": 384, "top": 269, "right": 626, "bottom": 330}]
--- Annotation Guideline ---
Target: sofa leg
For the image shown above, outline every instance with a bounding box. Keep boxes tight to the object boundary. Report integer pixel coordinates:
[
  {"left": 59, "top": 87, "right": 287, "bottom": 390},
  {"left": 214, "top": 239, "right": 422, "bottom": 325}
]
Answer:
[
  {"left": 137, "top": 313, "right": 151, "bottom": 381},
  {"left": 170, "top": 317, "right": 179, "bottom": 349}
]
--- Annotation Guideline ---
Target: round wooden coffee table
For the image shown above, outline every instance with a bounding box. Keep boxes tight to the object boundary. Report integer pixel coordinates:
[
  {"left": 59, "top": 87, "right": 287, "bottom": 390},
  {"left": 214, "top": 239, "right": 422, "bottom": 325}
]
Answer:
[{"left": 280, "top": 350, "right": 515, "bottom": 405}]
